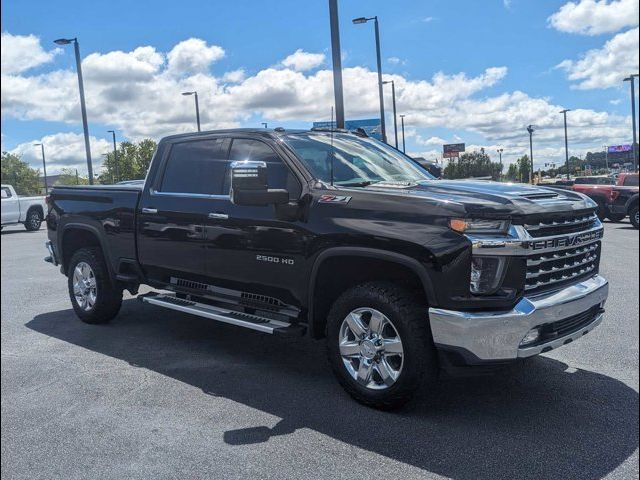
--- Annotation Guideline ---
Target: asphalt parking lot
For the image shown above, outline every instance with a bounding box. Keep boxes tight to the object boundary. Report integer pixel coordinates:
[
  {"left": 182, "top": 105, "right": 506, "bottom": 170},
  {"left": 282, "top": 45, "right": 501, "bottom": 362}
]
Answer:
[{"left": 1, "top": 221, "right": 638, "bottom": 480}]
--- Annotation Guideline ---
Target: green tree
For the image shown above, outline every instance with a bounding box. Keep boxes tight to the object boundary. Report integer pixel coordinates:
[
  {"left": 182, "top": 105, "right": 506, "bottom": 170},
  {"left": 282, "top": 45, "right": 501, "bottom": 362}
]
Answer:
[
  {"left": 1, "top": 152, "right": 41, "bottom": 195},
  {"left": 55, "top": 168, "right": 89, "bottom": 186},
  {"left": 99, "top": 139, "right": 157, "bottom": 184},
  {"left": 443, "top": 151, "right": 503, "bottom": 181}
]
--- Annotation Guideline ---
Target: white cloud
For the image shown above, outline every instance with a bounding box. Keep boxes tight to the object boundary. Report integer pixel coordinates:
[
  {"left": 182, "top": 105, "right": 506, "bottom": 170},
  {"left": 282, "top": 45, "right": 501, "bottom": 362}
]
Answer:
[
  {"left": 556, "top": 27, "right": 639, "bottom": 89},
  {"left": 281, "top": 49, "right": 325, "bottom": 71},
  {"left": 387, "top": 57, "right": 406, "bottom": 66},
  {"left": 166, "top": 38, "right": 225, "bottom": 75},
  {"left": 10, "top": 132, "right": 112, "bottom": 174},
  {"left": 1, "top": 32, "right": 61, "bottom": 74},
  {"left": 422, "top": 16, "right": 435, "bottom": 22},
  {"left": 1, "top": 34, "right": 632, "bottom": 172},
  {"left": 548, "top": 0, "right": 638, "bottom": 35}
]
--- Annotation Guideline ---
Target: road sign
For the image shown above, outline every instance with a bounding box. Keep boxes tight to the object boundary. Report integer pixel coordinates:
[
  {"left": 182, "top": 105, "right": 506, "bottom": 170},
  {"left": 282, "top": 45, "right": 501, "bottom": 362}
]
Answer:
[
  {"left": 443, "top": 151, "right": 459, "bottom": 159},
  {"left": 608, "top": 144, "right": 632, "bottom": 153},
  {"left": 443, "top": 143, "right": 465, "bottom": 154},
  {"left": 312, "top": 118, "right": 382, "bottom": 140}
]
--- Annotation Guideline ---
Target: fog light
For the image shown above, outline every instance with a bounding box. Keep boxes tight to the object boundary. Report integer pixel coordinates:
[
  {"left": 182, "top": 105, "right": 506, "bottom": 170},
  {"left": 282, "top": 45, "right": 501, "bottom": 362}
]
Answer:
[
  {"left": 470, "top": 256, "right": 505, "bottom": 295},
  {"left": 520, "top": 328, "right": 541, "bottom": 346}
]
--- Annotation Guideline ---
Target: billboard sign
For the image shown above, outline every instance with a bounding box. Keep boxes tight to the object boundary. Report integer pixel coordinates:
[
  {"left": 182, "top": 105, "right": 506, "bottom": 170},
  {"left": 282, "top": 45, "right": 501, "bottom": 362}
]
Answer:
[
  {"left": 608, "top": 144, "right": 632, "bottom": 153},
  {"left": 443, "top": 143, "right": 465, "bottom": 154},
  {"left": 312, "top": 118, "right": 382, "bottom": 140},
  {"left": 443, "top": 151, "right": 459, "bottom": 159}
]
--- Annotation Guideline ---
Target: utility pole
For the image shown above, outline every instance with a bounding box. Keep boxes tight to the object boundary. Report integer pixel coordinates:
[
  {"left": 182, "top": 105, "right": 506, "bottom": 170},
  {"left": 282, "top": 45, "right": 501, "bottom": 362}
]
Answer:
[
  {"left": 383, "top": 80, "right": 398, "bottom": 148},
  {"left": 623, "top": 74, "right": 638, "bottom": 171},
  {"left": 400, "top": 115, "right": 406, "bottom": 153},
  {"left": 527, "top": 125, "right": 535, "bottom": 184},
  {"left": 33, "top": 143, "right": 48, "bottom": 194},
  {"left": 107, "top": 130, "right": 119, "bottom": 183},
  {"left": 560, "top": 109, "right": 571, "bottom": 180},
  {"left": 329, "top": 0, "right": 345, "bottom": 129}
]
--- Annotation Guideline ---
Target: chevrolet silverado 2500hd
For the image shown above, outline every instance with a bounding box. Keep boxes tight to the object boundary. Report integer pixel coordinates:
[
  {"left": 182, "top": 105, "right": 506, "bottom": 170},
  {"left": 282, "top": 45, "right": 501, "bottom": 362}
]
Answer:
[
  {"left": 44, "top": 129, "right": 609, "bottom": 408},
  {"left": 1, "top": 184, "right": 46, "bottom": 231}
]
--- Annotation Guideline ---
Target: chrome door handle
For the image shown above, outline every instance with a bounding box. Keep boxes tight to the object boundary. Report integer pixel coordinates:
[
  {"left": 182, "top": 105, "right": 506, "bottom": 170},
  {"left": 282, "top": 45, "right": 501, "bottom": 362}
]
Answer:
[
  {"left": 142, "top": 208, "right": 158, "bottom": 214},
  {"left": 208, "top": 212, "right": 229, "bottom": 220}
]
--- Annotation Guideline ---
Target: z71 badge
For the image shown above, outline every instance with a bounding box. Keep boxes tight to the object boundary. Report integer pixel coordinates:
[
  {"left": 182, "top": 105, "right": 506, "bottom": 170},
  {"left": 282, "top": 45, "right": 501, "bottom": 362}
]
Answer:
[{"left": 319, "top": 195, "right": 352, "bottom": 204}]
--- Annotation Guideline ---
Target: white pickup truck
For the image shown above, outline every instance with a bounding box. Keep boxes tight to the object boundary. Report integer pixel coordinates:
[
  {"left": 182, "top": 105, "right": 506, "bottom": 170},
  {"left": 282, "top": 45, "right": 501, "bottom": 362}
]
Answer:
[{"left": 1, "top": 184, "right": 46, "bottom": 231}]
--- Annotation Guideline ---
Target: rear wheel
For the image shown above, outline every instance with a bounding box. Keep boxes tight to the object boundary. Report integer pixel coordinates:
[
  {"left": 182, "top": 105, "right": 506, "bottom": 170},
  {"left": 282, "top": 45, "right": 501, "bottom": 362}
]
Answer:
[
  {"left": 630, "top": 206, "right": 639, "bottom": 229},
  {"left": 326, "top": 282, "right": 438, "bottom": 410},
  {"left": 24, "top": 209, "right": 42, "bottom": 231},
  {"left": 67, "top": 247, "right": 122, "bottom": 324}
]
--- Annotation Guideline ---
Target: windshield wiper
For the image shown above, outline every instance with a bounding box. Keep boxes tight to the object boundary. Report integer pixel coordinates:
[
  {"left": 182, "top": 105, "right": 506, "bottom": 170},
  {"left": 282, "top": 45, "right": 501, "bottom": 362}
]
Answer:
[{"left": 339, "top": 180, "right": 376, "bottom": 187}]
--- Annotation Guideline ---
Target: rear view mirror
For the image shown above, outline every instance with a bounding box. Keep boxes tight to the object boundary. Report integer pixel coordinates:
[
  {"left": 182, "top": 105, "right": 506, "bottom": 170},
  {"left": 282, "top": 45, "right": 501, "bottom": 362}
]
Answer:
[{"left": 230, "top": 161, "right": 289, "bottom": 206}]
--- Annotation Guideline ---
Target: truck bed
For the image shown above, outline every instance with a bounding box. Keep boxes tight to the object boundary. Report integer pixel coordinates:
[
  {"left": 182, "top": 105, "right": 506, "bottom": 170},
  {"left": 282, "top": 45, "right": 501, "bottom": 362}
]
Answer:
[{"left": 47, "top": 185, "right": 143, "bottom": 276}]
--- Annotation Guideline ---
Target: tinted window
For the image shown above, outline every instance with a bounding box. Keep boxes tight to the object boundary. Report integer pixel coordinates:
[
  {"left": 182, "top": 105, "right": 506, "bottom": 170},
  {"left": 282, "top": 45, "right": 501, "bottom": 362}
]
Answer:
[
  {"left": 623, "top": 175, "right": 639, "bottom": 186},
  {"left": 160, "top": 138, "right": 229, "bottom": 194},
  {"left": 227, "top": 138, "right": 300, "bottom": 196}
]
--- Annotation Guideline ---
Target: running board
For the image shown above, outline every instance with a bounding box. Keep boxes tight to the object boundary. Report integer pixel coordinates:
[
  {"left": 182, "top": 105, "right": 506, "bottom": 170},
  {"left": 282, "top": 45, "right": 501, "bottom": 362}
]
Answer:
[{"left": 139, "top": 293, "right": 306, "bottom": 337}]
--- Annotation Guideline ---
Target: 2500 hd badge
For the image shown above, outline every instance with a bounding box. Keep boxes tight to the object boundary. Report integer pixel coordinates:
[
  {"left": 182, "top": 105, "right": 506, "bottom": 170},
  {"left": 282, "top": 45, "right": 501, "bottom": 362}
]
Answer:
[{"left": 257, "top": 254, "right": 295, "bottom": 265}]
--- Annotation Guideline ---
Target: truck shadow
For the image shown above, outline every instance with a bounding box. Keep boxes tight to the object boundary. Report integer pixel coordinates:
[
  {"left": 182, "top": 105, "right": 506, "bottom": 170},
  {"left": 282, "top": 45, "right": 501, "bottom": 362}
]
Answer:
[{"left": 28, "top": 299, "right": 638, "bottom": 480}]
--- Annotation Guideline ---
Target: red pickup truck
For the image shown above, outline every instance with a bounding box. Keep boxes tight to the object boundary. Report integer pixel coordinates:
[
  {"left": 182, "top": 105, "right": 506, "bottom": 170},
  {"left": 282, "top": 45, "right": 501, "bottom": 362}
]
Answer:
[{"left": 570, "top": 174, "right": 638, "bottom": 228}]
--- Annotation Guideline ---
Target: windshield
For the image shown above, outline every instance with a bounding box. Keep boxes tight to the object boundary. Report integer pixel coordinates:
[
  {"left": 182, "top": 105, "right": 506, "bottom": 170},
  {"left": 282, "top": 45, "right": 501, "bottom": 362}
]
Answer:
[{"left": 283, "top": 132, "right": 435, "bottom": 186}]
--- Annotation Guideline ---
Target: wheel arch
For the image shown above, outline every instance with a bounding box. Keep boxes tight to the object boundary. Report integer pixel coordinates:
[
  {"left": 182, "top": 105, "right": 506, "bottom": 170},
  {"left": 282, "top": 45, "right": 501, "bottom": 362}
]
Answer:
[
  {"left": 59, "top": 223, "right": 114, "bottom": 279},
  {"left": 307, "top": 247, "right": 437, "bottom": 339},
  {"left": 26, "top": 204, "right": 44, "bottom": 219}
]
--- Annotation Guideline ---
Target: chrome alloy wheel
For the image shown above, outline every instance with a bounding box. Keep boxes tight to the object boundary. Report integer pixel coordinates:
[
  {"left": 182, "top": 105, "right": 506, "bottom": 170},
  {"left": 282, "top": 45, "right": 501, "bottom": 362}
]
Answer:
[
  {"left": 338, "top": 308, "right": 404, "bottom": 390},
  {"left": 72, "top": 262, "right": 97, "bottom": 311}
]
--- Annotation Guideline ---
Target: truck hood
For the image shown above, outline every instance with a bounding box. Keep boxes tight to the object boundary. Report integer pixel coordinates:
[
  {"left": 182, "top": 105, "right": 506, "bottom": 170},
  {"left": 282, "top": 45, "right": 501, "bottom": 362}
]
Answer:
[{"left": 360, "top": 179, "right": 596, "bottom": 217}]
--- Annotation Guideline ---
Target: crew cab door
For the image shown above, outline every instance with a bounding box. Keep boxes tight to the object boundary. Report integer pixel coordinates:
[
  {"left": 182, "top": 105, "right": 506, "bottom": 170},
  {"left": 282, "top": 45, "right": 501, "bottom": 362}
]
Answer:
[
  {"left": 1, "top": 186, "right": 19, "bottom": 224},
  {"left": 136, "top": 136, "right": 231, "bottom": 284},
  {"left": 202, "top": 137, "right": 308, "bottom": 308}
]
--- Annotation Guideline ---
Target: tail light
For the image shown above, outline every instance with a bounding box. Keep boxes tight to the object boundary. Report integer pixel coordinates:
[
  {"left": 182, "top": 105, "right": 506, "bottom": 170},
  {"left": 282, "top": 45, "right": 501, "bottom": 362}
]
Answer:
[{"left": 609, "top": 190, "right": 620, "bottom": 202}]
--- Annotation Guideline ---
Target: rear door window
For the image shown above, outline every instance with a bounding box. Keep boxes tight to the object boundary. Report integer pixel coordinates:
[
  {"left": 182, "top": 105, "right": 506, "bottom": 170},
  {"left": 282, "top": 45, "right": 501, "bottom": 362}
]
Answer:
[
  {"left": 623, "top": 175, "right": 639, "bottom": 186},
  {"left": 159, "top": 138, "right": 230, "bottom": 195}
]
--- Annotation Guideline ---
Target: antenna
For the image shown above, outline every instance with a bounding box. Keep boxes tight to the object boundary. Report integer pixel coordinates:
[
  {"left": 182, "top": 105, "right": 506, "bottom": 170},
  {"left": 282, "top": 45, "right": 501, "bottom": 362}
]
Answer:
[{"left": 330, "top": 106, "right": 335, "bottom": 186}]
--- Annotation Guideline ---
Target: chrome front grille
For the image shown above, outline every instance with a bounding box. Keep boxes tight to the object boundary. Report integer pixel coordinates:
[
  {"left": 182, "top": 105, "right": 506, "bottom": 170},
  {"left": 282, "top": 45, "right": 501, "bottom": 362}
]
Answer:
[
  {"left": 524, "top": 214, "right": 602, "bottom": 294},
  {"left": 524, "top": 213, "right": 598, "bottom": 238}
]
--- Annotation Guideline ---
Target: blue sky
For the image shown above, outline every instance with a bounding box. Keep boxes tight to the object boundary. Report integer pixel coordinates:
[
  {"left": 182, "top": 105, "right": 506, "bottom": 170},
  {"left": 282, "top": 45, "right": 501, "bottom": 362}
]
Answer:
[{"left": 1, "top": 0, "right": 638, "bottom": 173}]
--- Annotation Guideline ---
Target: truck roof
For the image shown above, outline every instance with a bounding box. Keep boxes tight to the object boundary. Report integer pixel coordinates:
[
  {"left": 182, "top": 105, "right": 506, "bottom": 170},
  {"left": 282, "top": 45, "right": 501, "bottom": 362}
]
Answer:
[{"left": 160, "top": 128, "right": 309, "bottom": 143}]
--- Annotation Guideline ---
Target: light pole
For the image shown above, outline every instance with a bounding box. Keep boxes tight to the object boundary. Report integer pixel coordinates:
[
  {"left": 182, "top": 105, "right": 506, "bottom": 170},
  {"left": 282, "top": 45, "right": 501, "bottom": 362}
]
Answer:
[
  {"left": 182, "top": 91, "right": 201, "bottom": 132},
  {"left": 33, "top": 143, "right": 48, "bottom": 194},
  {"left": 383, "top": 80, "right": 398, "bottom": 148},
  {"left": 527, "top": 125, "right": 535, "bottom": 184},
  {"left": 623, "top": 74, "right": 639, "bottom": 171},
  {"left": 497, "top": 148, "right": 504, "bottom": 180},
  {"left": 603, "top": 145, "right": 609, "bottom": 171},
  {"left": 400, "top": 114, "right": 406, "bottom": 153},
  {"left": 560, "top": 109, "right": 571, "bottom": 180},
  {"left": 261, "top": 122, "right": 268, "bottom": 129},
  {"left": 54, "top": 37, "right": 93, "bottom": 184},
  {"left": 329, "top": 0, "right": 345, "bottom": 129},
  {"left": 353, "top": 16, "right": 387, "bottom": 143},
  {"left": 107, "top": 130, "right": 119, "bottom": 183}
]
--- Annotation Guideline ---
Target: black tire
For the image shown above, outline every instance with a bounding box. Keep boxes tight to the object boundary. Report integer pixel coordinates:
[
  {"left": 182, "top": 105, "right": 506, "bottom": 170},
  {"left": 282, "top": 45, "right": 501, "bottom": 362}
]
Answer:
[
  {"left": 67, "top": 247, "right": 122, "bottom": 324},
  {"left": 607, "top": 213, "right": 626, "bottom": 223},
  {"left": 24, "top": 208, "right": 42, "bottom": 231},
  {"left": 595, "top": 201, "right": 608, "bottom": 222},
  {"left": 326, "top": 282, "right": 438, "bottom": 410},
  {"left": 630, "top": 206, "right": 639, "bottom": 229}
]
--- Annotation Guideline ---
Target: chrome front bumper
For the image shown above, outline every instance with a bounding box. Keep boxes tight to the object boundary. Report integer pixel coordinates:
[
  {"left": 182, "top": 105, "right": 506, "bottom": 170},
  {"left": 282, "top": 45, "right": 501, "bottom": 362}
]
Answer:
[{"left": 429, "top": 275, "right": 609, "bottom": 362}]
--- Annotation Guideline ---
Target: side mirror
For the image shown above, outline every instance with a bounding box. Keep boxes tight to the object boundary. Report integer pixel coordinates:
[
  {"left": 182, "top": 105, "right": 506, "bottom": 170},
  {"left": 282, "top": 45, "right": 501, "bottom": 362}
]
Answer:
[{"left": 230, "top": 161, "right": 289, "bottom": 206}]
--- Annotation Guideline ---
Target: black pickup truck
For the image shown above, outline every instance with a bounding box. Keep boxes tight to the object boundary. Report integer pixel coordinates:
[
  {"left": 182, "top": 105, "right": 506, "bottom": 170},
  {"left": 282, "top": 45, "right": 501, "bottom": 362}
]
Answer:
[{"left": 45, "top": 128, "right": 609, "bottom": 409}]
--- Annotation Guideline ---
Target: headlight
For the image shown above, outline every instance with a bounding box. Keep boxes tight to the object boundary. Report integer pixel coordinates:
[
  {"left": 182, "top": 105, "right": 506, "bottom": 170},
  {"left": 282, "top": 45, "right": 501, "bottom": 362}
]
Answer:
[
  {"left": 449, "top": 218, "right": 510, "bottom": 235},
  {"left": 470, "top": 256, "right": 506, "bottom": 295}
]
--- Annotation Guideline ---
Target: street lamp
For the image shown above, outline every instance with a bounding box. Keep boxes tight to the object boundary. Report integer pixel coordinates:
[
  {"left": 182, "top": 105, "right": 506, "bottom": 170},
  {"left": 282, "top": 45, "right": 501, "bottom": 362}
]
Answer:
[
  {"left": 623, "top": 74, "right": 639, "bottom": 171},
  {"left": 603, "top": 144, "right": 609, "bottom": 171},
  {"left": 53, "top": 37, "right": 93, "bottom": 184},
  {"left": 262, "top": 122, "right": 268, "bottom": 129},
  {"left": 353, "top": 15, "right": 387, "bottom": 143},
  {"left": 399, "top": 114, "right": 406, "bottom": 153},
  {"left": 560, "top": 109, "right": 571, "bottom": 180},
  {"left": 497, "top": 148, "right": 504, "bottom": 179},
  {"left": 33, "top": 143, "right": 48, "bottom": 194},
  {"left": 329, "top": 0, "right": 345, "bottom": 129},
  {"left": 182, "top": 91, "right": 201, "bottom": 132},
  {"left": 382, "top": 80, "right": 398, "bottom": 148},
  {"left": 527, "top": 125, "right": 535, "bottom": 184},
  {"left": 107, "top": 130, "right": 119, "bottom": 183}
]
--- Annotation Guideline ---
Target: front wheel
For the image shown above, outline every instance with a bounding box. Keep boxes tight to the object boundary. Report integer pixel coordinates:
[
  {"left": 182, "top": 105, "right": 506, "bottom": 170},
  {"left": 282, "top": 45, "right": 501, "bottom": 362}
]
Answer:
[
  {"left": 607, "top": 213, "right": 626, "bottom": 223},
  {"left": 630, "top": 206, "right": 639, "bottom": 229},
  {"left": 67, "top": 247, "right": 122, "bottom": 324},
  {"left": 24, "top": 209, "right": 42, "bottom": 231},
  {"left": 326, "top": 282, "right": 438, "bottom": 410}
]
